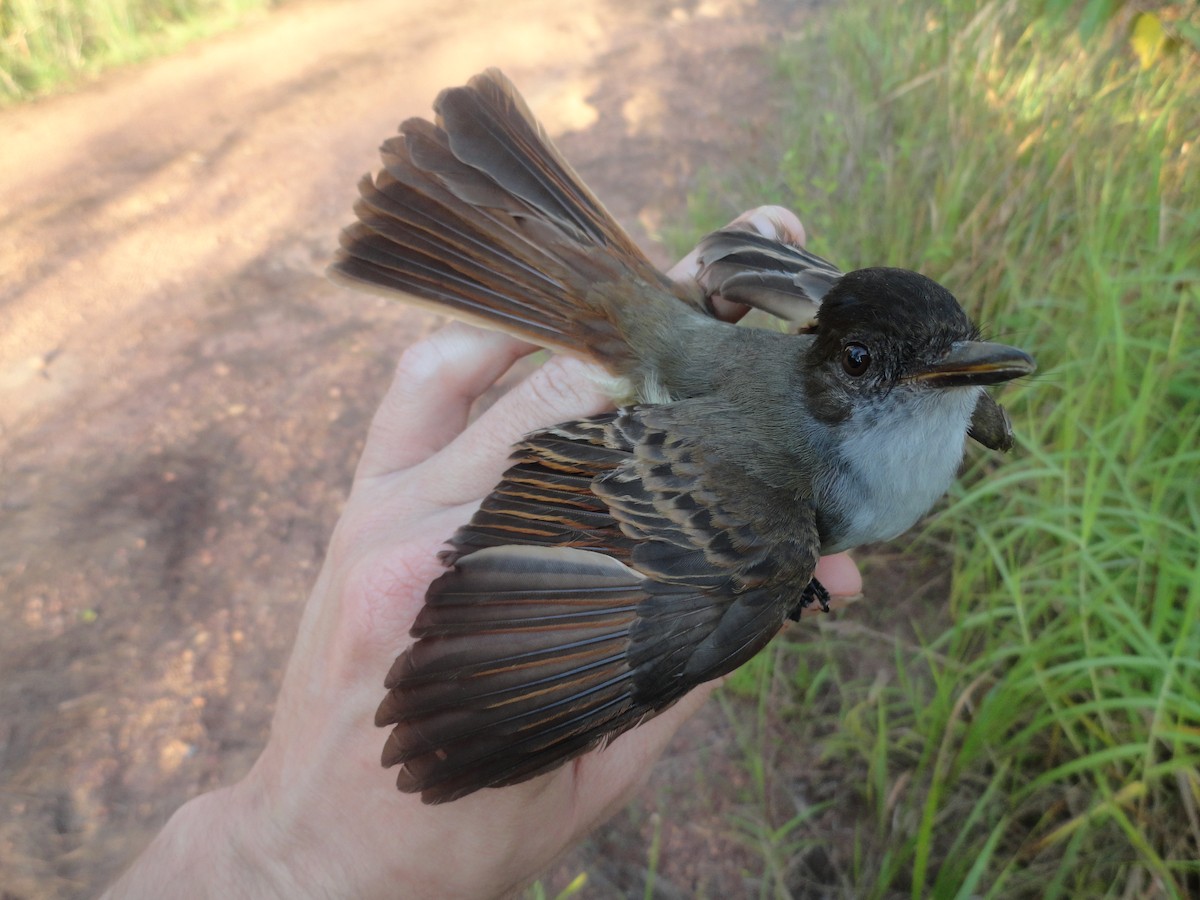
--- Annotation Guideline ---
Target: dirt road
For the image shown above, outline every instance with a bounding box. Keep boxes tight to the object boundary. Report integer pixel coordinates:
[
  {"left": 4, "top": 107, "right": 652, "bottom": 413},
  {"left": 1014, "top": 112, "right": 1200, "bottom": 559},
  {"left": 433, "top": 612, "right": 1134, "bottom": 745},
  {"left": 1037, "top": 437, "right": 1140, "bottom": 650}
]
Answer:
[{"left": 0, "top": 1, "right": 812, "bottom": 894}]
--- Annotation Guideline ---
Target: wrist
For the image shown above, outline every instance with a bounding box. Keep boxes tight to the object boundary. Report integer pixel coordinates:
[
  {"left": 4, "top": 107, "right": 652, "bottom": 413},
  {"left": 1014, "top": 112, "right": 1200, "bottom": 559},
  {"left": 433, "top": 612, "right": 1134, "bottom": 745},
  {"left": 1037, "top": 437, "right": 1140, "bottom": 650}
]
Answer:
[{"left": 102, "top": 783, "right": 295, "bottom": 899}]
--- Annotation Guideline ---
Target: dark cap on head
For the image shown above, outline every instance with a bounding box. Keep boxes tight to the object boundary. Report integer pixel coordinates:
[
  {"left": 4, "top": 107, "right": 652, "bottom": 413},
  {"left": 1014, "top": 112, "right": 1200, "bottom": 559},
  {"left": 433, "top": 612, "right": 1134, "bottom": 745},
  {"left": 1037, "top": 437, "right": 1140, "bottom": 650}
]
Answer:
[{"left": 812, "top": 267, "right": 981, "bottom": 382}]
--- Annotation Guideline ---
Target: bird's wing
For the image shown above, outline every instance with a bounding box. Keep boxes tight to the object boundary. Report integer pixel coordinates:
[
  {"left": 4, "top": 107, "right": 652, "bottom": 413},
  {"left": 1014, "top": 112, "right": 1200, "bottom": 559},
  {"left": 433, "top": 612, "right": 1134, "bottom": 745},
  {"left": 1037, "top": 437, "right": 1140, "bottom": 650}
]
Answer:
[
  {"left": 376, "top": 404, "right": 821, "bottom": 803},
  {"left": 696, "top": 228, "right": 843, "bottom": 327}
]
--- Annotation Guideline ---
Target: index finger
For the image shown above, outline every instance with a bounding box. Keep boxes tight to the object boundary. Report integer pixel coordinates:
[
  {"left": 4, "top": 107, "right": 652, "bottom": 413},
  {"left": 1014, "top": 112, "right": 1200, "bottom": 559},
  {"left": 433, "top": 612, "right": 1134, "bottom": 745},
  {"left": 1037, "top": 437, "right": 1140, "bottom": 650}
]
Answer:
[{"left": 355, "top": 323, "right": 536, "bottom": 481}]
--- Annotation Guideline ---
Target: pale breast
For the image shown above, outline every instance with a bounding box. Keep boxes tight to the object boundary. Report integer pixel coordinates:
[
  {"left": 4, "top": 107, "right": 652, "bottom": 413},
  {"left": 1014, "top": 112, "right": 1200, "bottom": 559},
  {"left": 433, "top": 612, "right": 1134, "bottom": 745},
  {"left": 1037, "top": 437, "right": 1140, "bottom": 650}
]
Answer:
[{"left": 822, "top": 385, "right": 981, "bottom": 553}]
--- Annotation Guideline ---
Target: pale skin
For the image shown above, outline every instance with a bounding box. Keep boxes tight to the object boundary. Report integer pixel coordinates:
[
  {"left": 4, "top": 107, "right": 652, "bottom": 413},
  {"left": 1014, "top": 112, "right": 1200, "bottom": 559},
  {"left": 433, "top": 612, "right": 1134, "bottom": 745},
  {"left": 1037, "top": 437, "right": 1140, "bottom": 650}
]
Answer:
[{"left": 103, "top": 207, "right": 861, "bottom": 899}]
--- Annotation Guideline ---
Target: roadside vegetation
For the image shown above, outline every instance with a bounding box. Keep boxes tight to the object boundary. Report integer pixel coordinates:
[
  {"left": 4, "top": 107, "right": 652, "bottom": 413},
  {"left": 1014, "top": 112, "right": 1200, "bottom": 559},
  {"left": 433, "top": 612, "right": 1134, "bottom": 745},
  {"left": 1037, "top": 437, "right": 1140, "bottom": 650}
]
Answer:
[
  {"left": 8, "top": 0, "right": 1195, "bottom": 895},
  {"left": 0, "top": 0, "right": 278, "bottom": 104},
  {"left": 692, "top": 1, "right": 1199, "bottom": 896}
]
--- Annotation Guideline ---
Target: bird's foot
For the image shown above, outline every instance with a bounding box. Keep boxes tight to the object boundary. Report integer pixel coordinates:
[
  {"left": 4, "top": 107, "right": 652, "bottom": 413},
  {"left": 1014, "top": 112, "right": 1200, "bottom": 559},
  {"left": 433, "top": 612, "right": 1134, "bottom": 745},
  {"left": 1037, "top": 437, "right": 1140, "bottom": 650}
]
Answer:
[{"left": 789, "top": 577, "right": 831, "bottom": 620}]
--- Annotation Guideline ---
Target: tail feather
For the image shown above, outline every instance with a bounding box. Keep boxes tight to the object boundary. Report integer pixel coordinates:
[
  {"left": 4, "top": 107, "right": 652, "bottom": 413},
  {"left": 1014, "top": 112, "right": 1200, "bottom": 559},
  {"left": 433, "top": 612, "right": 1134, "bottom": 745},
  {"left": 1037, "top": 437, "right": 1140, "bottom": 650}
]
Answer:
[
  {"left": 435, "top": 69, "right": 651, "bottom": 266},
  {"left": 383, "top": 127, "right": 590, "bottom": 278},
  {"left": 399, "top": 120, "right": 534, "bottom": 217},
  {"left": 357, "top": 166, "right": 570, "bottom": 297},
  {"left": 337, "top": 150, "right": 584, "bottom": 345},
  {"left": 328, "top": 67, "right": 685, "bottom": 370}
]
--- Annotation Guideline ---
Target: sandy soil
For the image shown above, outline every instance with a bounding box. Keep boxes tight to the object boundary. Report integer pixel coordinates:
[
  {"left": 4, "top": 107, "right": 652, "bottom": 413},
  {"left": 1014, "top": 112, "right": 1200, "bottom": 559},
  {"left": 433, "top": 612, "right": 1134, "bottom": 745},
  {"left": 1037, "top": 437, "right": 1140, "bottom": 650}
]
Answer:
[{"left": 0, "top": 0, "right": 826, "bottom": 895}]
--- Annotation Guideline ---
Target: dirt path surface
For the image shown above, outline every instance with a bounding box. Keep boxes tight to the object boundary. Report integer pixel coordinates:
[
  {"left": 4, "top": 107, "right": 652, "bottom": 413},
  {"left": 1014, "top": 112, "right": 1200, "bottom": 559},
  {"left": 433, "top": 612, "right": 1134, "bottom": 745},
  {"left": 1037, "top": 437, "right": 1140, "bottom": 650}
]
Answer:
[{"left": 1, "top": 1, "right": 816, "bottom": 895}]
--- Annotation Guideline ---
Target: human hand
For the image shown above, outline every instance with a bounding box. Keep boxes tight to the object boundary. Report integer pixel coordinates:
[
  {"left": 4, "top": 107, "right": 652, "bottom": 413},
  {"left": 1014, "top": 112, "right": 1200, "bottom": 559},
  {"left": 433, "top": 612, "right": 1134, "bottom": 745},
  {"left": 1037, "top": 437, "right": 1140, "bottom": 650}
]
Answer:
[{"left": 103, "top": 207, "right": 861, "bottom": 899}]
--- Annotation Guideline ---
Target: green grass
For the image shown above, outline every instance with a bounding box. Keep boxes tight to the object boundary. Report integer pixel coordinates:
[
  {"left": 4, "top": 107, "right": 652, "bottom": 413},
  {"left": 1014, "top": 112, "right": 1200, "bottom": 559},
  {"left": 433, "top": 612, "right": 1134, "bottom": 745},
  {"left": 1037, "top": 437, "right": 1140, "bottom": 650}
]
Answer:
[
  {"left": 698, "top": 1, "right": 1199, "bottom": 896},
  {"left": 0, "top": 0, "right": 278, "bottom": 105}
]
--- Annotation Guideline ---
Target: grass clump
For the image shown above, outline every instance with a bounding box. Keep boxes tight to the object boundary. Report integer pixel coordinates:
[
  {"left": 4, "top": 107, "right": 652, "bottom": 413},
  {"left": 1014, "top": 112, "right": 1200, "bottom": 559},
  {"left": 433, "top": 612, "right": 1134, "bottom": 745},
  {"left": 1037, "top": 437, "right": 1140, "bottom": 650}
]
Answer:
[
  {"left": 704, "top": 1, "right": 1199, "bottom": 896},
  {"left": 0, "top": 0, "right": 278, "bottom": 105}
]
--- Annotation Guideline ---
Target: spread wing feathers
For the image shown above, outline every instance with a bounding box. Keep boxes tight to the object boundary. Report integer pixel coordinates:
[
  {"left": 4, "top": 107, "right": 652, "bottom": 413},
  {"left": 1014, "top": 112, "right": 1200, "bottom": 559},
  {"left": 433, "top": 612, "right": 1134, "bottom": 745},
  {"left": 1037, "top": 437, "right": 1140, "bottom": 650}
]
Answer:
[
  {"left": 327, "top": 68, "right": 682, "bottom": 367},
  {"left": 696, "top": 228, "right": 844, "bottom": 328},
  {"left": 375, "top": 407, "right": 820, "bottom": 803},
  {"left": 377, "top": 544, "right": 654, "bottom": 802},
  {"left": 436, "top": 414, "right": 631, "bottom": 565},
  {"left": 594, "top": 406, "right": 820, "bottom": 685}
]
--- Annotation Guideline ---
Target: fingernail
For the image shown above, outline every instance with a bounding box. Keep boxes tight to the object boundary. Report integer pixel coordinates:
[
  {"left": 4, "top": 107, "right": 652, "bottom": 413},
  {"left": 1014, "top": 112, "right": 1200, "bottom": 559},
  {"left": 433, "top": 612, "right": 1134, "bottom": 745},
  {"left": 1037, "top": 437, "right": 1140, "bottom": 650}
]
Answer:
[{"left": 733, "top": 206, "right": 806, "bottom": 247}]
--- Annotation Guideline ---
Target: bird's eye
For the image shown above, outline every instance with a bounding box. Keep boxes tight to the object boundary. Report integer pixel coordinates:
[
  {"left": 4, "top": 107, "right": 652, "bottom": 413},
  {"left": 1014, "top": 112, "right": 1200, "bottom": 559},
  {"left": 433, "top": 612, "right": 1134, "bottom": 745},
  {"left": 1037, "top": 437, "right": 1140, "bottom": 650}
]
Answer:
[{"left": 841, "top": 343, "right": 871, "bottom": 376}]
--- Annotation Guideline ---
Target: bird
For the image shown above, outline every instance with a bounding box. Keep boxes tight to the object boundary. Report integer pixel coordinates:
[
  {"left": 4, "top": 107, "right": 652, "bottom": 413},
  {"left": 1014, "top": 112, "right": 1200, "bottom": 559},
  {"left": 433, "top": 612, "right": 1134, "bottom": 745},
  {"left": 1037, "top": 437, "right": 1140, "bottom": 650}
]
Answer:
[{"left": 327, "top": 68, "right": 1035, "bottom": 804}]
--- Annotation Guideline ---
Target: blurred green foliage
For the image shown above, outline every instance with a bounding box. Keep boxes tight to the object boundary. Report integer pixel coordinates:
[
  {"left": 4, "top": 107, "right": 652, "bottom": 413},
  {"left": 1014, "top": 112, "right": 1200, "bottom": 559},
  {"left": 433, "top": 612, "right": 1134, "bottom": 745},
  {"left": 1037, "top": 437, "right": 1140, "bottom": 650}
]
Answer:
[
  {"left": 694, "top": 0, "right": 1199, "bottom": 895},
  {"left": 0, "top": 0, "right": 279, "bottom": 104}
]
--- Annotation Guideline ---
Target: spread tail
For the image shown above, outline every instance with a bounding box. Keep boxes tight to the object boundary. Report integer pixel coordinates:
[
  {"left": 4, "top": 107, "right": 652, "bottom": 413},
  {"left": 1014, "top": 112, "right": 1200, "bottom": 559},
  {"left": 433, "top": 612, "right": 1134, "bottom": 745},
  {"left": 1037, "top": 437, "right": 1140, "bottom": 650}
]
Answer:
[{"left": 328, "top": 68, "right": 692, "bottom": 371}]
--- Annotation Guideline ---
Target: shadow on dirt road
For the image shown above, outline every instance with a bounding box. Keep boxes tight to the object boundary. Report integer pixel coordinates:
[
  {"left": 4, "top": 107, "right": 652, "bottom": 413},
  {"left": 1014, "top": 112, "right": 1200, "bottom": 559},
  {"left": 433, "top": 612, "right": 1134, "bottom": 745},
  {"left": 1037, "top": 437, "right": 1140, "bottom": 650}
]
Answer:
[{"left": 0, "top": 0, "right": 817, "bottom": 895}]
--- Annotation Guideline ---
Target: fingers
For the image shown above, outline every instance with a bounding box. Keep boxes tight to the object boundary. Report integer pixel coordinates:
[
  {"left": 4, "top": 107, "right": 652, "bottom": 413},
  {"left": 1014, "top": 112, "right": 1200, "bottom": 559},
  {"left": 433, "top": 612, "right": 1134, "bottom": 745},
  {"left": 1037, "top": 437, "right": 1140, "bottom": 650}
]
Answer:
[
  {"left": 814, "top": 552, "right": 862, "bottom": 598},
  {"left": 356, "top": 323, "right": 537, "bottom": 481},
  {"left": 729, "top": 205, "right": 807, "bottom": 246},
  {"left": 410, "top": 353, "right": 614, "bottom": 505}
]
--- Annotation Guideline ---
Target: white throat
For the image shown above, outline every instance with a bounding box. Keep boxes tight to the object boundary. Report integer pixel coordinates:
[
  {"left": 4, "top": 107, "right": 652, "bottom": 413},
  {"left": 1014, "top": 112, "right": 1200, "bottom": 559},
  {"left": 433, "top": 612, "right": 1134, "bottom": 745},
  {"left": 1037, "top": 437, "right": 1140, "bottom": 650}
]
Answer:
[{"left": 822, "top": 385, "right": 982, "bottom": 553}]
